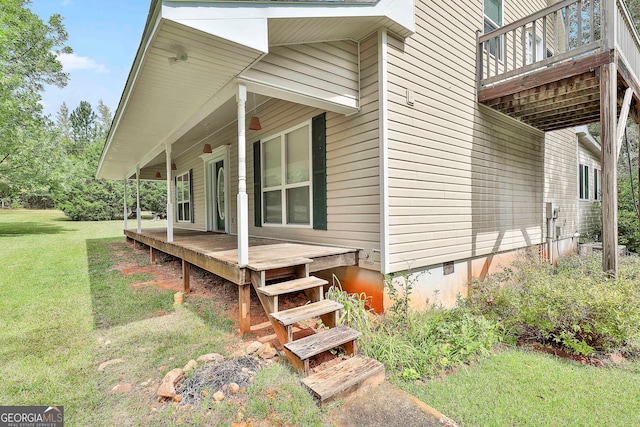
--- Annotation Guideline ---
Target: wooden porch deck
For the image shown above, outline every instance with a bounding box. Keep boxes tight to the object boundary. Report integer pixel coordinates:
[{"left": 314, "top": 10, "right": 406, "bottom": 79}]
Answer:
[
  {"left": 125, "top": 228, "right": 359, "bottom": 334},
  {"left": 124, "top": 228, "right": 359, "bottom": 286}
]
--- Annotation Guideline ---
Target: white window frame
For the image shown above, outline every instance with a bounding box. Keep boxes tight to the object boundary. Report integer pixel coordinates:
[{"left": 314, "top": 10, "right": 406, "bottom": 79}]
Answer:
[
  {"left": 483, "top": 0, "right": 504, "bottom": 61},
  {"left": 593, "top": 168, "right": 601, "bottom": 201},
  {"left": 579, "top": 164, "right": 590, "bottom": 201},
  {"left": 526, "top": 28, "right": 543, "bottom": 65},
  {"left": 261, "top": 121, "right": 313, "bottom": 228},
  {"left": 176, "top": 171, "right": 191, "bottom": 223}
]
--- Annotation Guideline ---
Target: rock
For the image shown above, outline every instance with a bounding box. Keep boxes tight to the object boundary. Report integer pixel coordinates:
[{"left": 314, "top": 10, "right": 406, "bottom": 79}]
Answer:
[
  {"left": 257, "top": 343, "right": 277, "bottom": 359},
  {"left": 98, "top": 358, "right": 126, "bottom": 371},
  {"left": 110, "top": 383, "right": 132, "bottom": 394},
  {"left": 157, "top": 382, "right": 177, "bottom": 399},
  {"left": 201, "top": 390, "right": 209, "bottom": 398},
  {"left": 183, "top": 359, "right": 197, "bottom": 372},
  {"left": 173, "top": 394, "right": 183, "bottom": 403},
  {"left": 232, "top": 423, "right": 254, "bottom": 427},
  {"left": 246, "top": 341, "right": 263, "bottom": 355},
  {"left": 197, "top": 353, "right": 224, "bottom": 364},
  {"left": 608, "top": 352, "right": 626, "bottom": 365},
  {"left": 162, "top": 368, "right": 184, "bottom": 385},
  {"left": 157, "top": 368, "right": 184, "bottom": 398},
  {"left": 229, "top": 383, "right": 240, "bottom": 394},
  {"left": 213, "top": 391, "right": 225, "bottom": 402}
]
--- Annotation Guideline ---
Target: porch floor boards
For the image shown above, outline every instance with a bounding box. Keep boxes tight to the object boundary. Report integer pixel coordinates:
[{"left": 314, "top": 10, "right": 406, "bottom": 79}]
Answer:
[{"left": 124, "top": 228, "right": 358, "bottom": 286}]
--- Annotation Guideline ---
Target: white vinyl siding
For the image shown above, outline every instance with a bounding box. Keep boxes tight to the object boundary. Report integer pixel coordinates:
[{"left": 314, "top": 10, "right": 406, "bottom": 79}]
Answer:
[
  {"left": 577, "top": 143, "right": 602, "bottom": 237},
  {"left": 240, "top": 41, "right": 360, "bottom": 110},
  {"left": 384, "top": 0, "right": 574, "bottom": 273}
]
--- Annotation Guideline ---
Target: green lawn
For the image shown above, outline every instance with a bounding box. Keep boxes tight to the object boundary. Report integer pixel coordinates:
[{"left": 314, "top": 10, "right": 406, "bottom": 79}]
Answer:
[
  {"left": 0, "top": 210, "right": 328, "bottom": 426},
  {"left": 399, "top": 347, "right": 640, "bottom": 427}
]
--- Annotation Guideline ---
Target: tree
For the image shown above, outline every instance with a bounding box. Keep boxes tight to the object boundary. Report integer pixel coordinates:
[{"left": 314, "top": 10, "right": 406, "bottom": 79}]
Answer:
[
  {"left": 0, "top": 0, "right": 71, "bottom": 169},
  {"left": 0, "top": 0, "right": 71, "bottom": 206},
  {"left": 69, "top": 100, "right": 98, "bottom": 152}
]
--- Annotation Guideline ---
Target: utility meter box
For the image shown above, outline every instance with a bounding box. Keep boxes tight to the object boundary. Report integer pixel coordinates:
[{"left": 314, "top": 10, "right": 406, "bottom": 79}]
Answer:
[{"left": 546, "top": 202, "right": 560, "bottom": 219}]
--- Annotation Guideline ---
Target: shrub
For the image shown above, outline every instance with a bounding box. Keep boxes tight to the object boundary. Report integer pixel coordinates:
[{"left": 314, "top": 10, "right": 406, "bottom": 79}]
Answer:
[
  {"left": 464, "top": 253, "right": 640, "bottom": 357},
  {"left": 360, "top": 307, "right": 501, "bottom": 379}
]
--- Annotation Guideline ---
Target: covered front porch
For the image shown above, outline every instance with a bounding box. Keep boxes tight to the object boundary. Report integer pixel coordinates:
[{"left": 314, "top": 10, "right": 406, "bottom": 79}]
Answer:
[{"left": 124, "top": 228, "right": 358, "bottom": 333}]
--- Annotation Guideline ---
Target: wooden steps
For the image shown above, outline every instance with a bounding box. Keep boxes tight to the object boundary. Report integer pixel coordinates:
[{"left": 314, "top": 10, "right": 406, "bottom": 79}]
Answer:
[
  {"left": 248, "top": 257, "right": 385, "bottom": 404},
  {"left": 285, "top": 325, "right": 361, "bottom": 375},
  {"left": 302, "top": 355, "right": 385, "bottom": 405}
]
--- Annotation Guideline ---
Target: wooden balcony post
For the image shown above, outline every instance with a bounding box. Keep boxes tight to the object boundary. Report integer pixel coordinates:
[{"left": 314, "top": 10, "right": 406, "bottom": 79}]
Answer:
[
  {"left": 600, "top": 62, "right": 618, "bottom": 276},
  {"left": 166, "top": 142, "right": 174, "bottom": 243}
]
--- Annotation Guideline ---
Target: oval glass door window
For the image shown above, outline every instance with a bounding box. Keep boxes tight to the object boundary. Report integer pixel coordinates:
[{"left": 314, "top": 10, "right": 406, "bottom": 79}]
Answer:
[{"left": 217, "top": 167, "right": 225, "bottom": 220}]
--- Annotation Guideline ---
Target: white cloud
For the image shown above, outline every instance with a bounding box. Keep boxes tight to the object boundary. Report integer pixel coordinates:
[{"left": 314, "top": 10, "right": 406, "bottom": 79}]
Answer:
[{"left": 58, "top": 53, "right": 108, "bottom": 73}]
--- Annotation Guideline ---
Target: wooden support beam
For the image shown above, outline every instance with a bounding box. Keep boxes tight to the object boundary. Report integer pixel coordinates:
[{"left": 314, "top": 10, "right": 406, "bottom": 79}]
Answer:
[
  {"left": 182, "top": 260, "right": 191, "bottom": 293},
  {"left": 600, "top": 62, "right": 619, "bottom": 277},
  {"left": 616, "top": 88, "right": 634, "bottom": 158},
  {"left": 239, "top": 283, "right": 251, "bottom": 335},
  {"left": 150, "top": 247, "right": 156, "bottom": 264}
]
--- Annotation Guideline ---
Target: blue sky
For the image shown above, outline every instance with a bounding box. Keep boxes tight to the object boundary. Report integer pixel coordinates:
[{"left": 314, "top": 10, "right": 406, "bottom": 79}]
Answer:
[{"left": 30, "top": 0, "right": 151, "bottom": 118}]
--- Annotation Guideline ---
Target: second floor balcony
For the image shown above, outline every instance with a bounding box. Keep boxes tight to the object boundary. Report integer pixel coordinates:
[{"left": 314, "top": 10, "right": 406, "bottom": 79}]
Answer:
[{"left": 477, "top": 0, "right": 640, "bottom": 132}]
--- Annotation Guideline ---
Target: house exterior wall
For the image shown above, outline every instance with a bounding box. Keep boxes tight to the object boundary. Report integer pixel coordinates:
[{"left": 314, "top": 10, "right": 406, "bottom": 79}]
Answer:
[
  {"left": 385, "top": 0, "right": 565, "bottom": 273},
  {"left": 578, "top": 142, "right": 602, "bottom": 238}
]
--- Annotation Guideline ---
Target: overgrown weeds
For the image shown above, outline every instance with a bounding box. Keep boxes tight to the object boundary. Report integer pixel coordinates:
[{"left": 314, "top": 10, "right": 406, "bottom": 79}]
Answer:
[
  {"left": 464, "top": 252, "right": 640, "bottom": 357},
  {"left": 325, "top": 274, "right": 501, "bottom": 380}
]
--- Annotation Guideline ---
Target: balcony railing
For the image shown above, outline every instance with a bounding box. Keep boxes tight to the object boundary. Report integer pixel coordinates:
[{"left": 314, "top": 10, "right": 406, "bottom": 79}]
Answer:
[{"left": 477, "top": 0, "right": 640, "bottom": 90}]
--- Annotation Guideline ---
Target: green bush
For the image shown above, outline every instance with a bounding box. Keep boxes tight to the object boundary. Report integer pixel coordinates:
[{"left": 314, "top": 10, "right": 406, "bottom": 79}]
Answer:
[
  {"left": 360, "top": 307, "right": 501, "bottom": 379},
  {"left": 465, "top": 253, "right": 640, "bottom": 357}
]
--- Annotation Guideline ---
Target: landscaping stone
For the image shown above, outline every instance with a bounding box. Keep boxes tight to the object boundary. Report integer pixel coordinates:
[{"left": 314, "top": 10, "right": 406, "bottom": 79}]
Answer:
[
  {"left": 246, "top": 341, "right": 262, "bottom": 355},
  {"left": 98, "top": 357, "right": 126, "bottom": 371},
  {"left": 110, "top": 383, "right": 132, "bottom": 394},
  {"left": 229, "top": 382, "right": 240, "bottom": 394},
  {"left": 183, "top": 359, "right": 197, "bottom": 372},
  {"left": 257, "top": 343, "right": 277, "bottom": 359},
  {"left": 197, "top": 353, "right": 224, "bottom": 363},
  {"left": 157, "top": 368, "right": 184, "bottom": 399},
  {"left": 213, "top": 391, "right": 225, "bottom": 401}
]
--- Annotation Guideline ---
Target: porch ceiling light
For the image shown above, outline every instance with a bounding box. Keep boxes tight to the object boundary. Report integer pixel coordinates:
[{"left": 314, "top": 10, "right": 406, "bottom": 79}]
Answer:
[
  {"left": 155, "top": 172, "right": 161, "bottom": 178},
  {"left": 171, "top": 162, "right": 177, "bottom": 171},
  {"left": 249, "top": 116, "right": 262, "bottom": 131},
  {"left": 203, "top": 143, "right": 213, "bottom": 154}
]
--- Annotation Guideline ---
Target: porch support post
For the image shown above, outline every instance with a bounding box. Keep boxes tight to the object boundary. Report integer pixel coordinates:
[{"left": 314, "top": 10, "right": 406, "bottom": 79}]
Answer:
[
  {"left": 600, "top": 62, "right": 618, "bottom": 276},
  {"left": 236, "top": 83, "right": 249, "bottom": 267},
  {"left": 136, "top": 166, "right": 142, "bottom": 233},
  {"left": 123, "top": 178, "right": 128, "bottom": 230},
  {"left": 166, "top": 142, "right": 174, "bottom": 243}
]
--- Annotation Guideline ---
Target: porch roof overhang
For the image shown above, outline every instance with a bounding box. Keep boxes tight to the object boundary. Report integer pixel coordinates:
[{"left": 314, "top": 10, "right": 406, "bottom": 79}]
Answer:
[{"left": 97, "top": 0, "right": 415, "bottom": 180}]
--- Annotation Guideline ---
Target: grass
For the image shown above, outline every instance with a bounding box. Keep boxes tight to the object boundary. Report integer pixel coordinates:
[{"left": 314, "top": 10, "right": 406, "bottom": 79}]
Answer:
[
  {"left": 399, "top": 347, "right": 640, "bottom": 427},
  {"left": 0, "top": 209, "right": 329, "bottom": 426}
]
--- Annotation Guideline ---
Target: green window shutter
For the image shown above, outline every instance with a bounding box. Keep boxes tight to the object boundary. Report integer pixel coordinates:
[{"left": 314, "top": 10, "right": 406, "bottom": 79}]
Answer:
[
  {"left": 312, "top": 113, "right": 327, "bottom": 230},
  {"left": 253, "top": 141, "right": 262, "bottom": 227},
  {"left": 189, "top": 168, "right": 194, "bottom": 223}
]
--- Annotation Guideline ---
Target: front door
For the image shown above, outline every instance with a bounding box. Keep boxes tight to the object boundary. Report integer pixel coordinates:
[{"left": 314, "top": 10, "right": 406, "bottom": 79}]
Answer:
[
  {"left": 214, "top": 159, "right": 225, "bottom": 231},
  {"left": 205, "top": 147, "right": 228, "bottom": 232}
]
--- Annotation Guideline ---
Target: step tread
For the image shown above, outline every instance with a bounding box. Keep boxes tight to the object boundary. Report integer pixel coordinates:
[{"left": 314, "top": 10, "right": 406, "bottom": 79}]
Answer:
[
  {"left": 270, "top": 300, "right": 343, "bottom": 326},
  {"left": 247, "top": 257, "right": 313, "bottom": 272},
  {"left": 302, "top": 355, "right": 385, "bottom": 403},
  {"left": 257, "top": 276, "right": 328, "bottom": 297},
  {"left": 284, "top": 325, "right": 361, "bottom": 360}
]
